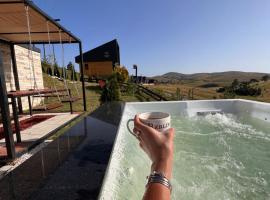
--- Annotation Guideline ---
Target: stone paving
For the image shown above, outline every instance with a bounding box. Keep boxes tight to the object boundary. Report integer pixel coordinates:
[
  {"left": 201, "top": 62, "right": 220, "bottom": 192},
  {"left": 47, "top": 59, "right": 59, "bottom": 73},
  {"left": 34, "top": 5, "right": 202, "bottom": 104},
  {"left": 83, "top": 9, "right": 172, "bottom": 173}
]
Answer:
[
  {"left": 0, "top": 112, "right": 79, "bottom": 177},
  {"left": 0, "top": 113, "right": 79, "bottom": 144}
]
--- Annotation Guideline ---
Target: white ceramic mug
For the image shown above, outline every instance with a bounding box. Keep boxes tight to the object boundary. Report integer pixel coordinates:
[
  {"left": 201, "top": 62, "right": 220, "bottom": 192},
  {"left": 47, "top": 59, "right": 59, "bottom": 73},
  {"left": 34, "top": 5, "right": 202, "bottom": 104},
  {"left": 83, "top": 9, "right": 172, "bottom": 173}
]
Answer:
[{"left": 127, "top": 112, "right": 171, "bottom": 137}]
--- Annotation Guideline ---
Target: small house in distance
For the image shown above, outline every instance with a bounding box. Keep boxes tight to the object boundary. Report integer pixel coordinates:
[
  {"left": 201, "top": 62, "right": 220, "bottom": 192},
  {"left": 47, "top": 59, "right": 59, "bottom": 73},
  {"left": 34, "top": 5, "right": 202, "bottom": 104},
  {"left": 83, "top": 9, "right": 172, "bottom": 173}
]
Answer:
[{"left": 75, "top": 39, "right": 120, "bottom": 80}]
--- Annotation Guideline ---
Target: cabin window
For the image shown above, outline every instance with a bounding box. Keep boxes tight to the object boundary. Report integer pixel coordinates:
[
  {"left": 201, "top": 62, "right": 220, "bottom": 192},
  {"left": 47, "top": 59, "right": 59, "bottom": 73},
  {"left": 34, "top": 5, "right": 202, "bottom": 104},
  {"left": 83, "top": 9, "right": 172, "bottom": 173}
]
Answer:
[{"left": 85, "top": 64, "right": 89, "bottom": 70}]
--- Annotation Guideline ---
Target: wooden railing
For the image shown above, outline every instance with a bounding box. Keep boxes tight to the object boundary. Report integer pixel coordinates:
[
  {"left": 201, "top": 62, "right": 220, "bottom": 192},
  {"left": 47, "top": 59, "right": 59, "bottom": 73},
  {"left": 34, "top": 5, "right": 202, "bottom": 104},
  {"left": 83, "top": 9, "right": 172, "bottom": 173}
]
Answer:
[{"left": 120, "top": 83, "right": 168, "bottom": 101}]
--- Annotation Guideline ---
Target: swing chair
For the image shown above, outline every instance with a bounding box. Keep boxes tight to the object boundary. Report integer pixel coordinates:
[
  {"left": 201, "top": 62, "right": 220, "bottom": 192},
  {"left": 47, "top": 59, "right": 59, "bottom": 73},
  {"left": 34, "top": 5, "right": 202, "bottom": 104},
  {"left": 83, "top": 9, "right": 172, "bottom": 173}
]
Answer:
[
  {"left": 20, "top": 7, "right": 64, "bottom": 111},
  {"left": 33, "top": 28, "right": 81, "bottom": 111},
  {"left": 58, "top": 31, "right": 81, "bottom": 103},
  {"left": 33, "top": 21, "right": 66, "bottom": 109}
]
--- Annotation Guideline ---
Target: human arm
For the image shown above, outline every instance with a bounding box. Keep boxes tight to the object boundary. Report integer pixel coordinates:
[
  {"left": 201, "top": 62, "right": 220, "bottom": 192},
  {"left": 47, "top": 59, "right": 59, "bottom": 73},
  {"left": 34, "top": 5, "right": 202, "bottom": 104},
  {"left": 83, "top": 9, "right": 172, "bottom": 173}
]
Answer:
[{"left": 133, "top": 115, "right": 174, "bottom": 200}]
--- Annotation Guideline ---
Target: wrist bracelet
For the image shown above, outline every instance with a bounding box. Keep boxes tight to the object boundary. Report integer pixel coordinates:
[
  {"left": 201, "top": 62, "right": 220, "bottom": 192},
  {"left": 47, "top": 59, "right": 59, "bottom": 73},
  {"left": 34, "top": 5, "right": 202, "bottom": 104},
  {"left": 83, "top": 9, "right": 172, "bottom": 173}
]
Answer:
[{"left": 146, "top": 171, "right": 172, "bottom": 193}]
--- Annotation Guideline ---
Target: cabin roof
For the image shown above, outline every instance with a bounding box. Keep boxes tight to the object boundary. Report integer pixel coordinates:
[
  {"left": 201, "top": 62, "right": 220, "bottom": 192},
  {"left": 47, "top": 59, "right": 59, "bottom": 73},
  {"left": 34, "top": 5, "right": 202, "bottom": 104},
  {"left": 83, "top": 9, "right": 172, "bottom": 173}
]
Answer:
[{"left": 75, "top": 39, "right": 120, "bottom": 64}]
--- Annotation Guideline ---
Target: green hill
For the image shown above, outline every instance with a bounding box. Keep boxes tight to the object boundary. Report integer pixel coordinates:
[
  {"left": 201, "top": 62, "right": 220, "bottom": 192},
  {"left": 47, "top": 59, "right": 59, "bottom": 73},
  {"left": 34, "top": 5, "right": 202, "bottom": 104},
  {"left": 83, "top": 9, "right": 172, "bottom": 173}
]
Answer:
[{"left": 153, "top": 71, "right": 270, "bottom": 86}]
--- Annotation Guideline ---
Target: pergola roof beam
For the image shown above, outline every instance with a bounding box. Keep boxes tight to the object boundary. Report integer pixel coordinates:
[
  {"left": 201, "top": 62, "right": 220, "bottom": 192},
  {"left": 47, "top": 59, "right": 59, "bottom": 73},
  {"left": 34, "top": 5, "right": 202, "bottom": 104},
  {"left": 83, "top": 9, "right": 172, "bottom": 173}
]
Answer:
[
  {"left": 0, "top": 31, "right": 64, "bottom": 34},
  {"left": 0, "top": 0, "right": 80, "bottom": 44}
]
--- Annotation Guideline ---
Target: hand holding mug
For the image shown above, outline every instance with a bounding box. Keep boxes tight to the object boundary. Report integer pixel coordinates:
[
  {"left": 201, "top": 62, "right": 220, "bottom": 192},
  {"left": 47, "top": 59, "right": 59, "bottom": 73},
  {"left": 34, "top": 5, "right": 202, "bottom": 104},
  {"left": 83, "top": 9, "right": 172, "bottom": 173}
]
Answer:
[
  {"left": 127, "top": 112, "right": 171, "bottom": 138},
  {"left": 133, "top": 115, "right": 174, "bottom": 179}
]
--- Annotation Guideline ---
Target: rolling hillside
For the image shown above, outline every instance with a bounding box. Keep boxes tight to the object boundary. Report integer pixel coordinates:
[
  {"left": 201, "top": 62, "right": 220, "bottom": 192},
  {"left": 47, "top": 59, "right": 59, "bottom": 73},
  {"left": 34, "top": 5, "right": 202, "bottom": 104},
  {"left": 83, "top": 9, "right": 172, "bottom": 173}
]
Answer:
[
  {"left": 153, "top": 71, "right": 269, "bottom": 86},
  {"left": 147, "top": 71, "right": 270, "bottom": 103}
]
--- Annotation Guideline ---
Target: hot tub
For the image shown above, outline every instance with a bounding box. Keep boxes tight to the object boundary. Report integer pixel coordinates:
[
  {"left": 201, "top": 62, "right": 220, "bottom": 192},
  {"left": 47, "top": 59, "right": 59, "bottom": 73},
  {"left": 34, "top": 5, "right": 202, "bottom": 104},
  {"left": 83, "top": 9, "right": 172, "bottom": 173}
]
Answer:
[{"left": 98, "top": 99, "right": 270, "bottom": 199}]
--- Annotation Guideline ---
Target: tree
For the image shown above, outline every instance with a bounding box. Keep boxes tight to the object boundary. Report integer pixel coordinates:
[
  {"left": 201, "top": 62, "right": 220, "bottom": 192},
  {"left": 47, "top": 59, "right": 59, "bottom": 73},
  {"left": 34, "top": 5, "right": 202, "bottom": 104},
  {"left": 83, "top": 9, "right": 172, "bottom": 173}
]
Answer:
[
  {"left": 53, "top": 62, "right": 60, "bottom": 77},
  {"left": 114, "top": 65, "right": 129, "bottom": 83},
  {"left": 74, "top": 71, "right": 78, "bottom": 81},
  {"left": 61, "top": 67, "right": 67, "bottom": 79},
  {"left": 70, "top": 65, "right": 75, "bottom": 81},
  {"left": 249, "top": 78, "right": 258, "bottom": 84},
  {"left": 47, "top": 67, "right": 52, "bottom": 76},
  {"left": 67, "top": 62, "right": 74, "bottom": 71},
  {"left": 261, "top": 75, "right": 270, "bottom": 82},
  {"left": 41, "top": 58, "right": 50, "bottom": 73},
  {"left": 231, "top": 79, "right": 239, "bottom": 89}
]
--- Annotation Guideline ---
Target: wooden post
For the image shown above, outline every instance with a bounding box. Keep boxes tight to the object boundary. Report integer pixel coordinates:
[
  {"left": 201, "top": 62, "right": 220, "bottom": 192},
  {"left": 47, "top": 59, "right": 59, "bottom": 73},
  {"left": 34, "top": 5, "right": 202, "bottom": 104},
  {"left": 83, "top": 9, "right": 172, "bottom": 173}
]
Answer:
[
  {"left": 133, "top": 65, "right": 138, "bottom": 84},
  {"left": 11, "top": 96, "right": 21, "bottom": 142},
  {"left": 28, "top": 96, "right": 33, "bottom": 116},
  {"left": 79, "top": 42, "right": 86, "bottom": 111},
  {"left": 0, "top": 52, "right": 16, "bottom": 159},
  {"left": 69, "top": 89, "right": 73, "bottom": 114},
  {"left": 10, "top": 44, "right": 23, "bottom": 114}
]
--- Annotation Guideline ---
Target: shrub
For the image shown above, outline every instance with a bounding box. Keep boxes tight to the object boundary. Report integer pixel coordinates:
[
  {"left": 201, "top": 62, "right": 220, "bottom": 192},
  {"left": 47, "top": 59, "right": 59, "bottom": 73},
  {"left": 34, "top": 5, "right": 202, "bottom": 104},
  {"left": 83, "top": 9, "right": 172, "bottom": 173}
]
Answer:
[
  {"left": 234, "top": 82, "right": 261, "bottom": 96},
  {"left": 216, "top": 87, "right": 225, "bottom": 93},
  {"left": 261, "top": 75, "right": 270, "bottom": 81},
  {"left": 124, "top": 83, "right": 136, "bottom": 95},
  {"left": 249, "top": 79, "right": 258, "bottom": 83},
  {"left": 100, "top": 73, "right": 121, "bottom": 103},
  {"left": 221, "top": 80, "right": 262, "bottom": 97},
  {"left": 231, "top": 79, "right": 239, "bottom": 90},
  {"left": 223, "top": 88, "right": 235, "bottom": 98},
  {"left": 199, "top": 83, "right": 219, "bottom": 88},
  {"left": 114, "top": 65, "right": 129, "bottom": 83}
]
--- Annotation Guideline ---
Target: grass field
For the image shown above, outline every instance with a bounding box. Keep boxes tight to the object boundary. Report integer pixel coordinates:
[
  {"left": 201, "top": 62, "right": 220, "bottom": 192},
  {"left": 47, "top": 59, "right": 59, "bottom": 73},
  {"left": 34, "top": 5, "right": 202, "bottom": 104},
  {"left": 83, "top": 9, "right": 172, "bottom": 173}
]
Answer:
[
  {"left": 42, "top": 72, "right": 270, "bottom": 115},
  {"left": 146, "top": 80, "right": 270, "bottom": 103},
  {"left": 42, "top": 74, "right": 146, "bottom": 114}
]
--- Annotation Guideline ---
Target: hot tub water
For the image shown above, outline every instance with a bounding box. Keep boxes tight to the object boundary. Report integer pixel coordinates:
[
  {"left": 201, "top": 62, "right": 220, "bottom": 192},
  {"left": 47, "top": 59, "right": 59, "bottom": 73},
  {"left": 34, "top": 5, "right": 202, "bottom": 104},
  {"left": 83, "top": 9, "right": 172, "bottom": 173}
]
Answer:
[
  {"left": 172, "top": 113, "right": 270, "bottom": 199},
  {"left": 101, "top": 112, "right": 270, "bottom": 200}
]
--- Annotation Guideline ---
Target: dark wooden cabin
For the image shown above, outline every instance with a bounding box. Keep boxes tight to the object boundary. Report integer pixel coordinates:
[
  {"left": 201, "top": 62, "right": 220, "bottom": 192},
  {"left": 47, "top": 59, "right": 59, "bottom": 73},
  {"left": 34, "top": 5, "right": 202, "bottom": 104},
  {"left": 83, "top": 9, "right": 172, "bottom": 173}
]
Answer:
[{"left": 75, "top": 39, "right": 120, "bottom": 80}]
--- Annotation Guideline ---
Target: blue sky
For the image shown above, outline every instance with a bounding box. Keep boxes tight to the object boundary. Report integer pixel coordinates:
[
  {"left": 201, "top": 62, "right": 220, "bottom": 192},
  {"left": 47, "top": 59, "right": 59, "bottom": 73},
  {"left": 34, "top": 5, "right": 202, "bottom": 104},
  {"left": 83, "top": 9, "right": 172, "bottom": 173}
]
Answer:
[{"left": 34, "top": 0, "right": 270, "bottom": 76}]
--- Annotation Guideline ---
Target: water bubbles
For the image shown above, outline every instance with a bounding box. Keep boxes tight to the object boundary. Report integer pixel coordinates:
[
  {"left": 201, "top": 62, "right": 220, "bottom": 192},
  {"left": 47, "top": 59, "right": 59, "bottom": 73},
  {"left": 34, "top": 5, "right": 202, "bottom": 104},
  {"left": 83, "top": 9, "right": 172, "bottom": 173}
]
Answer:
[
  {"left": 124, "top": 167, "right": 134, "bottom": 177},
  {"left": 101, "top": 112, "right": 270, "bottom": 200}
]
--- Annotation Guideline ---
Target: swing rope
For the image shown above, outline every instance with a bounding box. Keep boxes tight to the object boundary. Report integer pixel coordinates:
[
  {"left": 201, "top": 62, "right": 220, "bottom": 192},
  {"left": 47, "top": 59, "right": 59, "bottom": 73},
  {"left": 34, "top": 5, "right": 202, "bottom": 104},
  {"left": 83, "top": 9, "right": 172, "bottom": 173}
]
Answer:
[
  {"left": 25, "top": 5, "right": 44, "bottom": 108},
  {"left": 25, "top": 5, "right": 33, "bottom": 90},
  {"left": 59, "top": 29, "right": 71, "bottom": 100},
  {"left": 69, "top": 36, "right": 80, "bottom": 97},
  {"left": 46, "top": 21, "right": 61, "bottom": 102}
]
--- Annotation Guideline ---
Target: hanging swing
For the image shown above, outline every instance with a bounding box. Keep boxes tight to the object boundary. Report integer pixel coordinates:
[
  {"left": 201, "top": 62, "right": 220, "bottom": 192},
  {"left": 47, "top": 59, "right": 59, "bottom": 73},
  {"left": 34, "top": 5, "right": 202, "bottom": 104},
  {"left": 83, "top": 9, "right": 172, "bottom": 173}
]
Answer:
[
  {"left": 33, "top": 21, "right": 64, "bottom": 110},
  {"left": 59, "top": 30, "right": 81, "bottom": 103},
  {"left": 69, "top": 36, "right": 80, "bottom": 98},
  {"left": 24, "top": 5, "right": 46, "bottom": 111},
  {"left": 34, "top": 22, "right": 66, "bottom": 99},
  {"left": 26, "top": 11, "right": 62, "bottom": 111}
]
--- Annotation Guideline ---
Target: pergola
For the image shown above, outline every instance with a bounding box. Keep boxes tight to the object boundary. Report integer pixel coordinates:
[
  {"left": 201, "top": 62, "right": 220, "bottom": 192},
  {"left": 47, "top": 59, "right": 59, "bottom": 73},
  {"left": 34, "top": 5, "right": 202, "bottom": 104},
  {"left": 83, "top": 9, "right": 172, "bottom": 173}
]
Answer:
[{"left": 0, "top": 0, "right": 86, "bottom": 159}]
